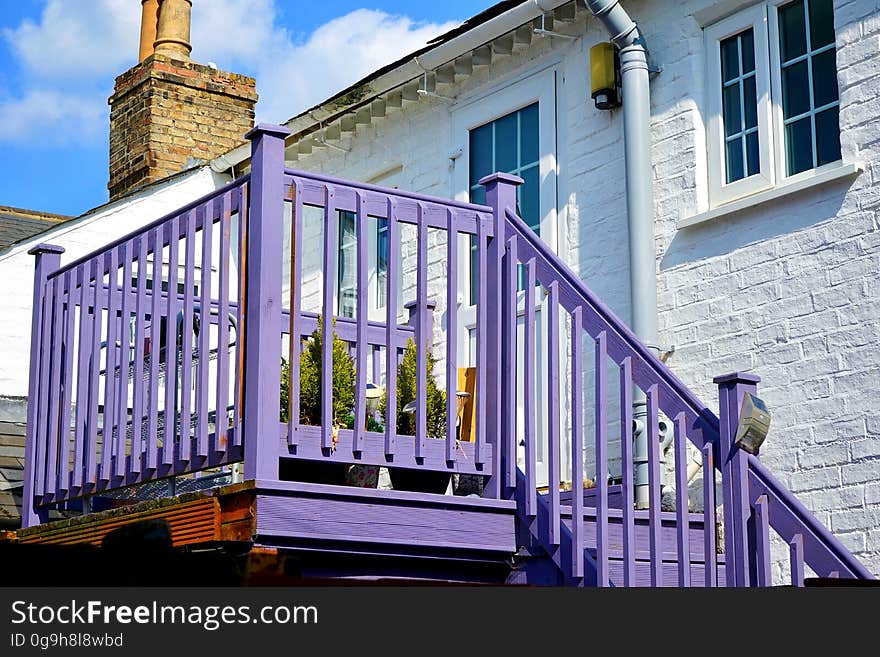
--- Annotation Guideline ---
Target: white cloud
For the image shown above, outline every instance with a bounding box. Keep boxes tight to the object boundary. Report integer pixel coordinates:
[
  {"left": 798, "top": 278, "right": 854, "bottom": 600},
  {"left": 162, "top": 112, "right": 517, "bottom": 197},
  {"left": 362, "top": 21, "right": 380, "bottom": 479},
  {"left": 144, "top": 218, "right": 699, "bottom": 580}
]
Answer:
[{"left": 0, "top": 0, "right": 459, "bottom": 145}]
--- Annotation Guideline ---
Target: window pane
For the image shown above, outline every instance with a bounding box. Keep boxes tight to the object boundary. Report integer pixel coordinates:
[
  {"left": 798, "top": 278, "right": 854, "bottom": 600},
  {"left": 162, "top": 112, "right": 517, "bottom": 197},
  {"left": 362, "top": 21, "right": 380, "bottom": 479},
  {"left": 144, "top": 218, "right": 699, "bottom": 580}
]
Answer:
[
  {"left": 721, "top": 35, "right": 740, "bottom": 83},
  {"left": 782, "top": 60, "right": 810, "bottom": 118},
  {"left": 337, "top": 211, "right": 357, "bottom": 318},
  {"left": 811, "top": 48, "right": 839, "bottom": 108},
  {"left": 519, "top": 103, "right": 539, "bottom": 165},
  {"left": 469, "top": 235, "right": 477, "bottom": 305},
  {"left": 815, "top": 106, "right": 841, "bottom": 166},
  {"left": 808, "top": 0, "right": 836, "bottom": 49},
  {"left": 746, "top": 131, "right": 760, "bottom": 176},
  {"left": 470, "top": 184, "right": 486, "bottom": 206},
  {"left": 377, "top": 219, "right": 387, "bottom": 308},
  {"left": 785, "top": 116, "right": 813, "bottom": 175},
  {"left": 519, "top": 165, "right": 540, "bottom": 234},
  {"left": 469, "top": 123, "right": 493, "bottom": 187},
  {"left": 743, "top": 76, "right": 758, "bottom": 129},
  {"left": 726, "top": 137, "right": 745, "bottom": 183},
  {"left": 723, "top": 84, "right": 742, "bottom": 137},
  {"left": 779, "top": 0, "right": 808, "bottom": 62},
  {"left": 495, "top": 112, "right": 518, "bottom": 172},
  {"left": 741, "top": 29, "right": 755, "bottom": 74}
]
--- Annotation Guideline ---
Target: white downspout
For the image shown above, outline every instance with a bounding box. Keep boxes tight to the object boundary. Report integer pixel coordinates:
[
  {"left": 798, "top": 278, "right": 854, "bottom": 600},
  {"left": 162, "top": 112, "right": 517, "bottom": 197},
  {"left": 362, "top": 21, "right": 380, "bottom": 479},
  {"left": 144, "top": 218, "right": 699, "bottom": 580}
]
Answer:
[{"left": 585, "top": 0, "right": 657, "bottom": 508}]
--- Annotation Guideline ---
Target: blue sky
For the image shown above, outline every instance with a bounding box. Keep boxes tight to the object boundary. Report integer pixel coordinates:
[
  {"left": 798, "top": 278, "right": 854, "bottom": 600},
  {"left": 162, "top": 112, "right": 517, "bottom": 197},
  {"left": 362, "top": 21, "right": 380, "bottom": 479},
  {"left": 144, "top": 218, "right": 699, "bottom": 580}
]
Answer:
[{"left": 0, "top": 1, "right": 484, "bottom": 216}]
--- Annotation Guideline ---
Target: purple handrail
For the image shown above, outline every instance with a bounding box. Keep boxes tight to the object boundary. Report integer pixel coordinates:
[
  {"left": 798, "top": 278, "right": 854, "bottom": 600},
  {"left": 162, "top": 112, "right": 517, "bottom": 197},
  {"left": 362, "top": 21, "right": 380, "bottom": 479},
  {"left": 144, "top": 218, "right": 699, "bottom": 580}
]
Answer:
[{"left": 498, "top": 193, "right": 872, "bottom": 585}]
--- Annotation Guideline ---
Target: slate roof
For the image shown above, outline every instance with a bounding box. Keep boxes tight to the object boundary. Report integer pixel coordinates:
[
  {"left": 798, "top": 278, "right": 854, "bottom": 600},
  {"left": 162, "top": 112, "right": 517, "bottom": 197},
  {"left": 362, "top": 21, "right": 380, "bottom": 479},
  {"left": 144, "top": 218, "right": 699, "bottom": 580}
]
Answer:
[{"left": 0, "top": 206, "right": 73, "bottom": 251}]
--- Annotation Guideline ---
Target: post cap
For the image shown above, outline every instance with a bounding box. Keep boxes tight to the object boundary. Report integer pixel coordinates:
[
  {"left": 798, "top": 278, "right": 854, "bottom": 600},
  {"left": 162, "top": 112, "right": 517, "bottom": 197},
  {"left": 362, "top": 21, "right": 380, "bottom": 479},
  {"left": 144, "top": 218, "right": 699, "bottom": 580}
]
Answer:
[
  {"left": 27, "top": 243, "right": 65, "bottom": 256},
  {"left": 404, "top": 298, "right": 438, "bottom": 311},
  {"left": 245, "top": 123, "right": 292, "bottom": 141},
  {"left": 713, "top": 372, "right": 761, "bottom": 385},
  {"left": 478, "top": 172, "right": 524, "bottom": 187}
]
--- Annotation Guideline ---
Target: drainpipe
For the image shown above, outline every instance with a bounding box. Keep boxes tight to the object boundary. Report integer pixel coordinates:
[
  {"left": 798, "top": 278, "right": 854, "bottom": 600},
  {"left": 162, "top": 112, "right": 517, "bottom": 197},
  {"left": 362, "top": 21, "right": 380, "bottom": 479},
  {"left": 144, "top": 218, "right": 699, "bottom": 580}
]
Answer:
[{"left": 586, "top": 0, "right": 657, "bottom": 509}]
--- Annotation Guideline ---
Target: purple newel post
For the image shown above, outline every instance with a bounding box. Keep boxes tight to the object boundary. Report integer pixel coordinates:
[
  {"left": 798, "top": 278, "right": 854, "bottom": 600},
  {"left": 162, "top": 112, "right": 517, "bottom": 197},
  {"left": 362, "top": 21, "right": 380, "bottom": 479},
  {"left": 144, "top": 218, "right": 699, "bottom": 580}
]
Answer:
[
  {"left": 480, "top": 173, "right": 522, "bottom": 498},
  {"left": 243, "top": 123, "right": 291, "bottom": 481},
  {"left": 714, "top": 371, "right": 760, "bottom": 587},
  {"left": 23, "top": 243, "right": 65, "bottom": 528}
]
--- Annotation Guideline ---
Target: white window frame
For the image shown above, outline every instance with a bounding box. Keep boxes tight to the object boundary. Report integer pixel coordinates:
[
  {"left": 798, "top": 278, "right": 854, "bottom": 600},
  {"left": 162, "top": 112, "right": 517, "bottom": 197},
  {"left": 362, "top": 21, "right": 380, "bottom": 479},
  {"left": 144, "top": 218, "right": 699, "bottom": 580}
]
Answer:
[
  {"left": 705, "top": 0, "right": 843, "bottom": 209},
  {"left": 767, "top": 0, "right": 842, "bottom": 184},
  {"left": 705, "top": 3, "right": 776, "bottom": 206}
]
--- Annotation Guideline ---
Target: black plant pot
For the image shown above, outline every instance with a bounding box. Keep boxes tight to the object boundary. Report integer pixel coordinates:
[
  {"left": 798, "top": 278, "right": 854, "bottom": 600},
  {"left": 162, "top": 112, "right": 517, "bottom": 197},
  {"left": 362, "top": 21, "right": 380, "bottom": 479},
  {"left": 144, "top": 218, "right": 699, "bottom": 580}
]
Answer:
[{"left": 388, "top": 467, "right": 451, "bottom": 495}]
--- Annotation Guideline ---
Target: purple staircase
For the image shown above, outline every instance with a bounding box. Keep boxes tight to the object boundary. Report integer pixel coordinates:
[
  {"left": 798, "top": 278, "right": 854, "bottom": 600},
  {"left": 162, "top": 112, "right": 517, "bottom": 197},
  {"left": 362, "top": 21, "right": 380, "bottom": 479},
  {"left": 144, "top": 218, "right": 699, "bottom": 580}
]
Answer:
[{"left": 20, "top": 125, "right": 872, "bottom": 585}]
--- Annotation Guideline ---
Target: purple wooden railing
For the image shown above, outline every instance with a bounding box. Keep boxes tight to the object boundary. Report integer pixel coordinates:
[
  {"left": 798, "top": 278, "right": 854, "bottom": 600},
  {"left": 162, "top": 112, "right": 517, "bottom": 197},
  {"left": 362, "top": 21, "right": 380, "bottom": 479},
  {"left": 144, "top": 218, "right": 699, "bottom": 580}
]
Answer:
[
  {"left": 22, "top": 124, "right": 872, "bottom": 586},
  {"left": 494, "top": 173, "right": 871, "bottom": 586}
]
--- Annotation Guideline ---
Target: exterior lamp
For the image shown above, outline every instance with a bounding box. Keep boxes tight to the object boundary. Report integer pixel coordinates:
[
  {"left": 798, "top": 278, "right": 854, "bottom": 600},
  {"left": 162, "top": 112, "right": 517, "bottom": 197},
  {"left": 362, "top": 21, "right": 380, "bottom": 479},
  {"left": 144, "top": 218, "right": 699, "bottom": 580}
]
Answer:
[
  {"left": 590, "top": 42, "right": 621, "bottom": 110},
  {"left": 734, "top": 392, "right": 771, "bottom": 455},
  {"left": 365, "top": 383, "right": 383, "bottom": 419},
  {"left": 455, "top": 391, "right": 471, "bottom": 441}
]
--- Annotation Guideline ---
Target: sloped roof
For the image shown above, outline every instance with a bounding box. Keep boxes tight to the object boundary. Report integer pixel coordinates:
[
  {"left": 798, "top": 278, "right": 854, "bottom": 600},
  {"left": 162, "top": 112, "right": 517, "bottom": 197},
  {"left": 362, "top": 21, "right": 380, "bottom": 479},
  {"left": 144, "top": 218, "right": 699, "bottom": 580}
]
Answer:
[{"left": 0, "top": 206, "right": 73, "bottom": 251}]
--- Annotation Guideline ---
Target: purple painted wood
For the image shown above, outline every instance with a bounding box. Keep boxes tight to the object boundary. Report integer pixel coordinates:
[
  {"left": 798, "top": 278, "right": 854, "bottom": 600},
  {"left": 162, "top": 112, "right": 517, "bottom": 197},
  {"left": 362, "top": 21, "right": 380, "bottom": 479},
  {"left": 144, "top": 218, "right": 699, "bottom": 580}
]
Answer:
[
  {"left": 523, "top": 258, "right": 537, "bottom": 517},
  {"left": 101, "top": 248, "right": 120, "bottom": 480},
  {"left": 60, "top": 269, "right": 76, "bottom": 493},
  {"left": 702, "top": 442, "right": 717, "bottom": 587},
  {"left": 790, "top": 533, "right": 805, "bottom": 587},
  {"left": 546, "top": 282, "right": 561, "bottom": 547},
  {"left": 163, "top": 217, "right": 179, "bottom": 466},
  {"left": 354, "top": 192, "right": 368, "bottom": 454},
  {"left": 114, "top": 245, "right": 132, "bottom": 479},
  {"left": 619, "top": 357, "right": 635, "bottom": 586},
  {"left": 180, "top": 211, "right": 196, "bottom": 463},
  {"left": 384, "top": 198, "right": 398, "bottom": 458},
  {"left": 243, "top": 124, "right": 290, "bottom": 480},
  {"left": 146, "top": 229, "right": 162, "bottom": 470},
  {"left": 86, "top": 258, "right": 102, "bottom": 486},
  {"left": 445, "top": 209, "right": 457, "bottom": 463},
  {"left": 715, "top": 372, "right": 759, "bottom": 587},
  {"left": 72, "top": 265, "right": 92, "bottom": 492},
  {"left": 673, "top": 412, "right": 691, "bottom": 586},
  {"left": 46, "top": 277, "right": 65, "bottom": 493},
  {"left": 233, "top": 184, "right": 247, "bottom": 450},
  {"left": 474, "top": 216, "right": 487, "bottom": 467},
  {"left": 287, "top": 182, "right": 303, "bottom": 447},
  {"left": 646, "top": 384, "right": 661, "bottom": 586},
  {"left": 415, "top": 203, "right": 428, "bottom": 460},
  {"left": 595, "top": 330, "right": 609, "bottom": 586},
  {"left": 216, "top": 195, "right": 231, "bottom": 455},
  {"left": 502, "top": 236, "right": 518, "bottom": 492},
  {"left": 196, "top": 204, "right": 213, "bottom": 457},
  {"left": 570, "top": 307, "right": 584, "bottom": 578},
  {"left": 34, "top": 286, "right": 54, "bottom": 501},
  {"left": 131, "top": 238, "right": 149, "bottom": 476},
  {"left": 320, "top": 186, "right": 336, "bottom": 451},
  {"left": 753, "top": 494, "right": 771, "bottom": 587},
  {"left": 22, "top": 243, "right": 63, "bottom": 526}
]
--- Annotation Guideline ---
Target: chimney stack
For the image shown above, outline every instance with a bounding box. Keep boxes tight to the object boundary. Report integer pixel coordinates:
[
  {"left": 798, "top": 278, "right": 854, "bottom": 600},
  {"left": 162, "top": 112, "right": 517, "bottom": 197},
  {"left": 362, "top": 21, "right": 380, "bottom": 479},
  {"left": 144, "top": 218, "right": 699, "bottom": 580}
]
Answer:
[
  {"left": 138, "top": 0, "right": 159, "bottom": 62},
  {"left": 107, "top": 0, "right": 257, "bottom": 200}
]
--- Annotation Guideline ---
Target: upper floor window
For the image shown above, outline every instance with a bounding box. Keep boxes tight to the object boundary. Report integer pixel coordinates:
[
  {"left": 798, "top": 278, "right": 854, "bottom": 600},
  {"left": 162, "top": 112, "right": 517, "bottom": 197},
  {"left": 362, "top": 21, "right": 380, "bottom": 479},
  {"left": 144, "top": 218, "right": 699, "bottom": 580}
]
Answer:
[{"left": 705, "top": 0, "right": 840, "bottom": 206}]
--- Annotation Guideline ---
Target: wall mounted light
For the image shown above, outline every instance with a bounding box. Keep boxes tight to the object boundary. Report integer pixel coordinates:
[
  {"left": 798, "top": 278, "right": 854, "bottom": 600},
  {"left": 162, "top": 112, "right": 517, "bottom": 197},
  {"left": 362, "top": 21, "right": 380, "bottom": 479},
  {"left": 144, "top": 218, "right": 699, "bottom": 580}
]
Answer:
[
  {"left": 590, "top": 42, "right": 621, "bottom": 110},
  {"left": 735, "top": 392, "right": 771, "bottom": 455}
]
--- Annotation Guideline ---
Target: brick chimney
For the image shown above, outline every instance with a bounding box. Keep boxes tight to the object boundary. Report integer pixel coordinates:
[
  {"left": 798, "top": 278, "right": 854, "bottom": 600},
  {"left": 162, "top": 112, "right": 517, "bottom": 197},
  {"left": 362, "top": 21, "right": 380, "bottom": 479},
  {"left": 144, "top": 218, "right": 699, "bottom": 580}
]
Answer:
[{"left": 108, "top": 0, "right": 258, "bottom": 200}]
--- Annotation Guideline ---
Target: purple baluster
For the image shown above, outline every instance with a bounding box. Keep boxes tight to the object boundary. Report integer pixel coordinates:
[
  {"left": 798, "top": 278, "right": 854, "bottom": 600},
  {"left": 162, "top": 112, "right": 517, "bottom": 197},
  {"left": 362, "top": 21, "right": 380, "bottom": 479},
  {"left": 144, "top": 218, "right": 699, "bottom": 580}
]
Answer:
[
  {"left": 321, "top": 185, "right": 336, "bottom": 451},
  {"left": 197, "top": 203, "right": 213, "bottom": 458},
  {"left": 217, "top": 196, "right": 231, "bottom": 455},
  {"left": 445, "top": 209, "right": 458, "bottom": 463},
  {"left": 86, "top": 258, "right": 102, "bottom": 487},
  {"left": 353, "top": 192, "right": 368, "bottom": 454},
  {"left": 415, "top": 203, "right": 428, "bottom": 460},
  {"left": 22, "top": 243, "right": 63, "bottom": 527},
  {"left": 571, "top": 307, "right": 584, "bottom": 579},
  {"left": 131, "top": 237, "right": 148, "bottom": 477},
  {"left": 60, "top": 270, "right": 77, "bottom": 494},
  {"left": 673, "top": 412, "right": 691, "bottom": 586},
  {"left": 35, "top": 286, "right": 54, "bottom": 502},
  {"left": 242, "top": 124, "right": 290, "bottom": 480},
  {"left": 547, "top": 282, "right": 561, "bottom": 546},
  {"left": 790, "top": 533, "right": 805, "bottom": 587},
  {"left": 523, "top": 258, "right": 537, "bottom": 517},
  {"left": 384, "top": 198, "right": 397, "bottom": 457},
  {"left": 232, "top": 184, "right": 247, "bottom": 450},
  {"left": 147, "top": 229, "right": 162, "bottom": 470},
  {"left": 753, "top": 494, "right": 772, "bottom": 587},
  {"left": 503, "top": 236, "right": 518, "bottom": 492},
  {"left": 287, "top": 181, "right": 303, "bottom": 446},
  {"left": 47, "top": 277, "right": 65, "bottom": 495},
  {"left": 646, "top": 383, "right": 661, "bottom": 586},
  {"left": 619, "top": 356, "right": 635, "bottom": 586},
  {"left": 101, "top": 248, "right": 119, "bottom": 482},
  {"left": 163, "top": 218, "right": 179, "bottom": 467},
  {"left": 595, "top": 330, "right": 609, "bottom": 586},
  {"left": 115, "top": 244, "right": 132, "bottom": 479},
  {"left": 702, "top": 442, "right": 717, "bottom": 587},
  {"left": 180, "top": 211, "right": 196, "bottom": 463},
  {"left": 73, "top": 264, "right": 92, "bottom": 492}
]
